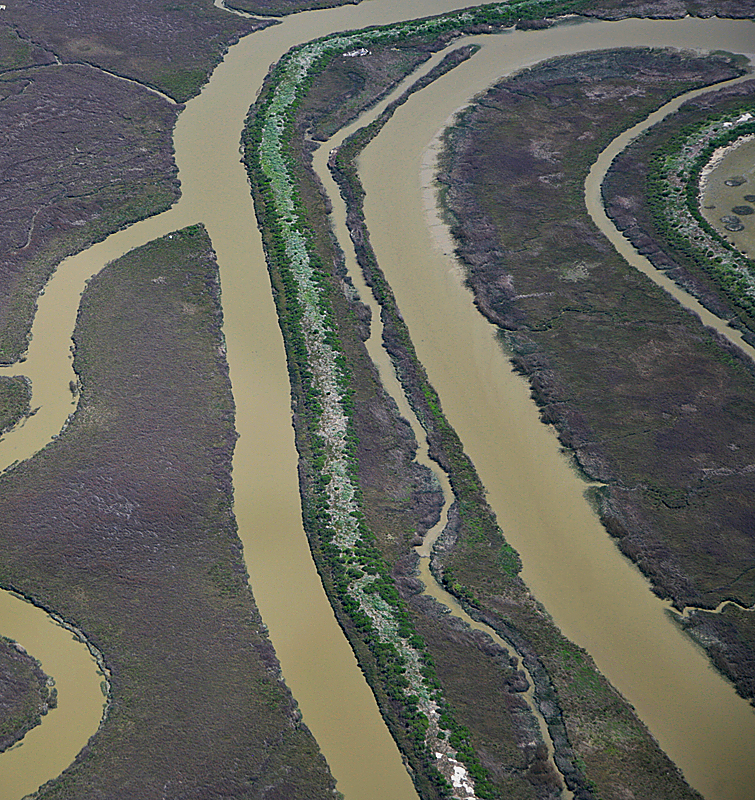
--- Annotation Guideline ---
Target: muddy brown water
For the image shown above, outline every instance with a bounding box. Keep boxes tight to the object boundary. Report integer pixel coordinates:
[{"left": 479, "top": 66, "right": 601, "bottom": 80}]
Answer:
[
  {"left": 1, "top": 6, "right": 755, "bottom": 800},
  {"left": 0, "top": 592, "right": 105, "bottom": 800}
]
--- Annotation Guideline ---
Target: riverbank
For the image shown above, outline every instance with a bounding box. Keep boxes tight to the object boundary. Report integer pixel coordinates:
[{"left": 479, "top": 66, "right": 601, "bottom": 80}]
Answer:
[
  {"left": 604, "top": 80, "right": 755, "bottom": 339},
  {"left": 0, "top": 636, "right": 56, "bottom": 753},
  {"left": 226, "top": 0, "right": 363, "bottom": 17},
  {"left": 0, "top": 378, "right": 30, "bottom": 438}
]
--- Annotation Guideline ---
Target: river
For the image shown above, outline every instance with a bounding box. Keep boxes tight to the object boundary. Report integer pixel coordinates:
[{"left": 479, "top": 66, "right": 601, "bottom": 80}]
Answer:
[{"left": 0, "top": 4, "right": 754, "bottom": 800}]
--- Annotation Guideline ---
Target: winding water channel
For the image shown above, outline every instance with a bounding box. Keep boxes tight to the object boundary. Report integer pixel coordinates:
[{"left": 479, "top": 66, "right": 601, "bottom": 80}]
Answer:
[{"left": 1, "top": 4, "right": 755, "bottom": 799}]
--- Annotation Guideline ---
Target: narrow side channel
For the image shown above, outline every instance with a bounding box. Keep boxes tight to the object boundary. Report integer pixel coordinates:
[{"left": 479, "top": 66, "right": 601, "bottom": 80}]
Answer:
[
  {"left": 585, "top": 73, "right": 755, "bottom": 362},
  {"left": 0, "top": 592, "right": 105, "bottom": 800}
]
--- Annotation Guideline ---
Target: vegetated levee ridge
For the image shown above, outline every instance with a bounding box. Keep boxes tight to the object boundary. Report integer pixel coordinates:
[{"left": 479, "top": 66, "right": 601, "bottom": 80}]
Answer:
[{"left": 586, "top": 75, "right": 755, "bottom": 361}]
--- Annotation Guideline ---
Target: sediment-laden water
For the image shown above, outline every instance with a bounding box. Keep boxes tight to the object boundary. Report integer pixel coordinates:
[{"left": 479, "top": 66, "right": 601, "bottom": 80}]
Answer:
[
  {"left": 0, "top": 592, "right": 105, "bottom": 800},
  {"left": 701, "top": 135, "right": 755, "bottom": 256}
]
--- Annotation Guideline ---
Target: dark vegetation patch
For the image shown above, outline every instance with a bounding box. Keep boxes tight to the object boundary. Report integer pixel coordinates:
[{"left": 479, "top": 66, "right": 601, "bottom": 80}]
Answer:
[
  {"left": 0, "top": 376, "right": 31, "bottom": 436},
  {"left": 329, "top": 44, "right": 702, "bottom": 800},
  {"left": 0, "top": 635, "right": 57, "bottom": 753},
  {"left": 437, "top": 47, "right": 755, "bottom": 703},
  {"left": 0, "top": 0, "right": 266, "bottom": 102},
  {"left": 0, "top": 226, "right": 335, "bottom": 799},
  {"left": 0, "top": 24, "right": 55, "bottom": 71},
  {"left": 0, "top": 65, "right": 181, "bottom": 365},
  {"left": 296, "top": 42, "right": 445, "bottom": 141},
  {"left": 581, "top": 0, "right": 755, "bottom": 19},
  {"left": 226, "top": 0, "right": 362, "bottom": 17},
  {"left": 684, "top": 602, "right": 755, "bottom": 700}
]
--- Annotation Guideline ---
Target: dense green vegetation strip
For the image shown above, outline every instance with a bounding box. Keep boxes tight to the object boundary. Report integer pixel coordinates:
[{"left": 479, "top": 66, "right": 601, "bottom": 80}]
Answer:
[
  {"left": 242, "top": 6, "right": 598, "bottom": 797},
  {"left": 244, "top": 22, "right": 494, "bottom": 800}
]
